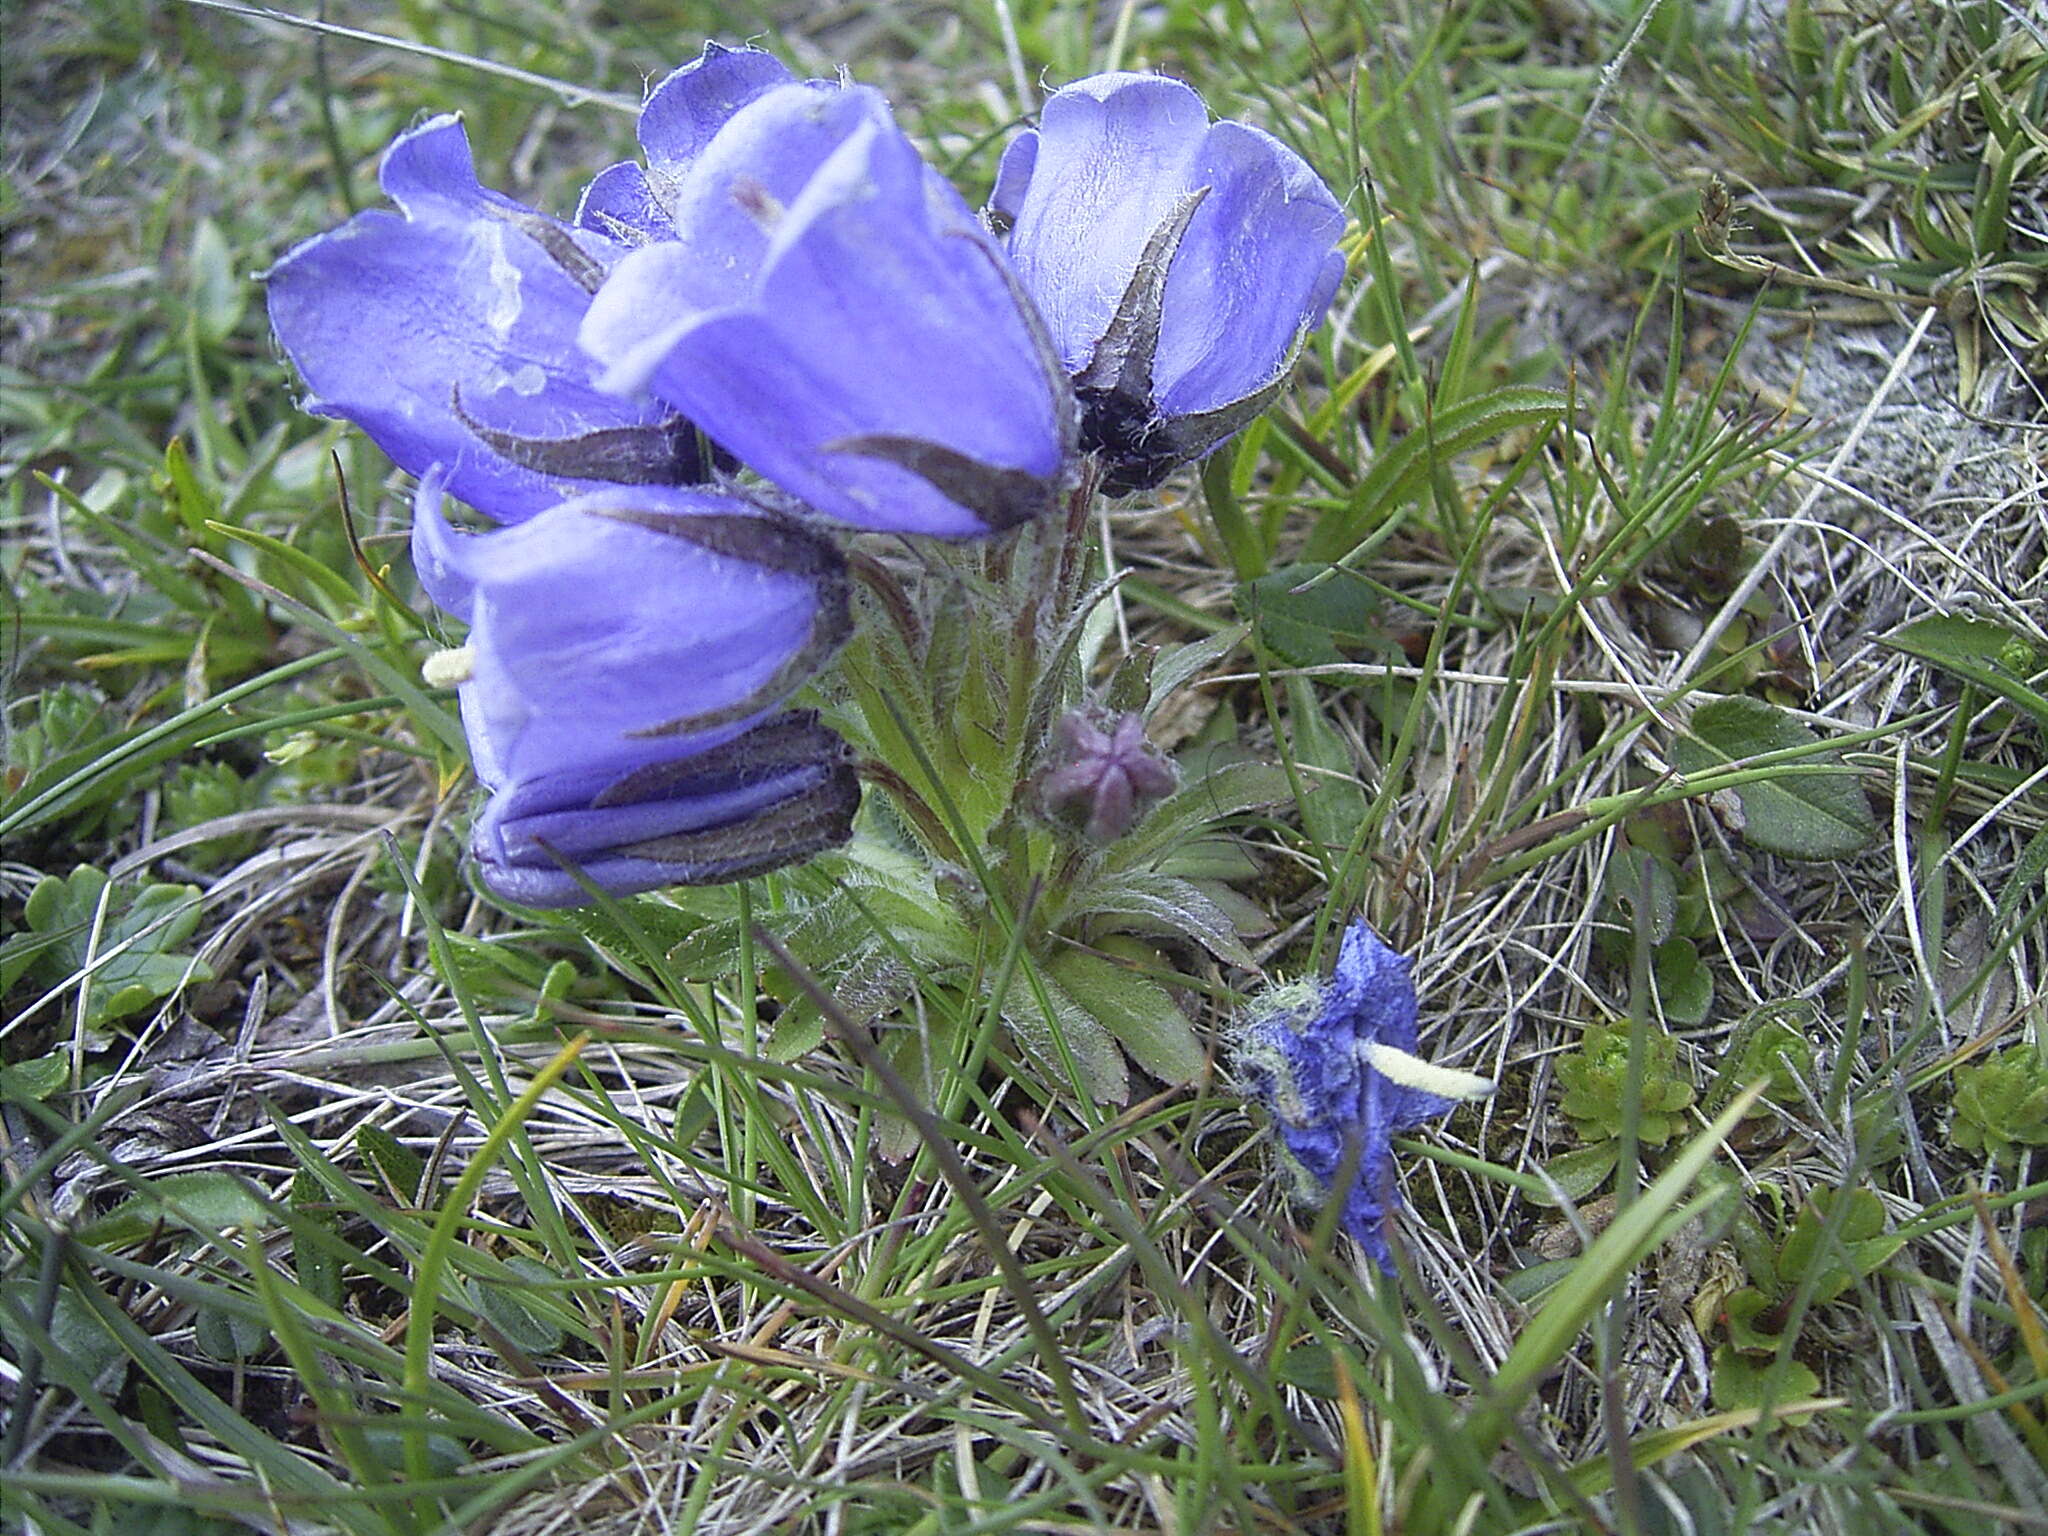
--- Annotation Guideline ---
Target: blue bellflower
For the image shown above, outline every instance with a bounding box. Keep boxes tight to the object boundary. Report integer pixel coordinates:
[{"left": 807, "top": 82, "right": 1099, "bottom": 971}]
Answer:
[
  {"left": 412, "top": 472, "right": 850, "bottom": 789},
  {"left": 410, "top": 472, "right": 857, "bottom": 903},
  {"left": 579, "top": 62, "right": 1075, "bottom": 538},
  {"left": 991, "top": 73, "right": 1347, "bottom": 493},
  {"left": 1236, "top": 919, "right": 1493, "bottom": 1271},
  {"left": 266, "top": 118, "right": 711, "bottom": 524}
]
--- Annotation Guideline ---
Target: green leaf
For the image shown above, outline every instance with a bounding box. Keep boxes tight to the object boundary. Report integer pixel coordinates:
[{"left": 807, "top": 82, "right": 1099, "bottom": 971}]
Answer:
[
  {"left": 1304, "top": 386, "right": 1569, "bottom": 561},
  {"left": 1272, "top": 1340, "right": 1365, "bottom": 1399},
  {"left": 193, "top": 1302, "right": 270, "bottom": 1361},
  {"left": 81, "top": 1171, "right": 273, "bottom": 1249},
  {"left": 1234, "top": 562, "right": 1386, "bottom": 669},
  {"left": 474, "top": 1256, "right": 567, "bottom": 1355},
  {"left": 877, "top": 999, "right": 968, "bottom": 1162},
  {"left": 1004, "top": 967, "right": 1129, "bottom": 1106},
  {"left": 358, "top": 1123, "right": 432, "bottom": 1208},
  {"left": 290, "top": 1169, "right": 345, "bottom": 1310},
  {"left": 1498, "top": 1258, "right": 1576, "bottom": 1305},
  {"left": 187, "top": 216, "right": 247, "bottom": 345},
  {"left": 1710, "top": 1345, "right": 1821, "bottom": 1422},
  {"left": 1115, "top": 759, "right": 1297, "bottom": 868},
  {"left": 0, "top": 1047, "right": 70, "bottom": 1102},
  {"left": 1674, "top": 698, "right": 1877, "bottom": 860},
  {"left": 1081, "top": 870, "right": 1257, "bottom": 969},
  {"left": 12, "top": 867, "right": 213, "bottom": 1028},
  {"left": 1776, "top": 1188, "right": 1901, "bottom": 1304},
  {"left": 1146, "top": 624, "right": 1249, "bottom": 715},
  {"left": 0, "top": 1281, "right": 130, "bottom": 1383},
  {"left": 1048, "top": 947, "right": 1206, "bottom": 1087},
  {"left": 1609, "top": 851, "right": 1678, "bottom": 946},
  {"left": 1884, "top": 615, "right": 2048, "bottom": 733},
  {"left": 1653, "top": 937, "right": 1714, "bottom": 1026},
  {"left": 1721, "top": 1287, "right": 1785, "bottom": 1353},
  {"left": 1526, "top": 1142, "right": 1620, "bottom": 1206}
]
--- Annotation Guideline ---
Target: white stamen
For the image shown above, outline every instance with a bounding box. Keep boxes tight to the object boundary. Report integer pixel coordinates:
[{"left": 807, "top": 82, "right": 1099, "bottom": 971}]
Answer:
[
  {"left": 1359, "top": 1040, "right": 1496, "bottom": 1101},
  {"left": 422, "top": 644, "right": 475, "bottom": 688}
]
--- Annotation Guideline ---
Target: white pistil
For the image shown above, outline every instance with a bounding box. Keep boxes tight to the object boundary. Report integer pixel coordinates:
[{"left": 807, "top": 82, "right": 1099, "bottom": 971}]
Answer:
[
  {"left": 422, "top": 645, "right": 475, "bottom": 688},
  {"left": 1358, "top": 1040, "right": 1496, "bottom": 1102}
]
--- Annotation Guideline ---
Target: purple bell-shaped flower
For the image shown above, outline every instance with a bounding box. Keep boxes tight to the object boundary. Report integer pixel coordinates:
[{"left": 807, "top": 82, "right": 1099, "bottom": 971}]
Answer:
[
  {"left": 992, "top": 73, "right": 1347, "bottom": 493},
  {"left": 578, "top": 64, "right": 1074, "bottom": 538},
  {"left": 410, "top": 471, "right": 858, "bottom": 904}
]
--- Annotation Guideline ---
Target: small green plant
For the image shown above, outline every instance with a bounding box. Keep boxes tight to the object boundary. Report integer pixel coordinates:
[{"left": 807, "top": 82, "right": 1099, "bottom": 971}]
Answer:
[
  {"left": 1726, "top": 1189, "right": 1895, "bottom": 1346},
  {"left": 160, "top": 759, "right": 267, "bottom": 868},
  {"left": 0, "top": 866, "right": 212, "bottom": 1030},
  {"left": 1950, "top": 1046, "right": 2048, "bottom": 1163},
  {"left": 1707, "top": 1003, "right": 1819, "bottom": 1120},
  {"left": 1556, "top": 1020, "right": 1697, "bottom": 1147}
]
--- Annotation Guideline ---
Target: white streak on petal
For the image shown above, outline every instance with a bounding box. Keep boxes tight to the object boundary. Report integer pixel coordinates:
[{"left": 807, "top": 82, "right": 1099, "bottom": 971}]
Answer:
[{"left": 484, "top": 224, "right": 524, "bottom": 335}]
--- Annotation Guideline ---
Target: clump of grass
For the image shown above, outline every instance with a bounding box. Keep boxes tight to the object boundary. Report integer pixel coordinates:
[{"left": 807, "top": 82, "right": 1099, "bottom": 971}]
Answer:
[{"left": 3, "top": 2, "right": 2044, "bottom": 1533}]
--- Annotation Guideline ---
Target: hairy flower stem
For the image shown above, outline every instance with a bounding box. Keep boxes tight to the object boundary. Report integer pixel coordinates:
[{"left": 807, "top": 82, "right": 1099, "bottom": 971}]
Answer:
[{"left": 1053, "top": 458, "right": 1103, "bottom": 631}]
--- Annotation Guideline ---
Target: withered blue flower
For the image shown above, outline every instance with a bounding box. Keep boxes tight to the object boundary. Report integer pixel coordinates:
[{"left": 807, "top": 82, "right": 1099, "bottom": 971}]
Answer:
[
  {"left": 579, "top": 72, "right": 1074, "bottom": 538},
  {"left": 266, "top": 117, "right": 712, "bottom": 524},
  {"left": 1237, "top": 919, "right": 1492, "bottom": 1271},
  {"left": 992, "top": 73, "right": 1346, "bottom": 493}
]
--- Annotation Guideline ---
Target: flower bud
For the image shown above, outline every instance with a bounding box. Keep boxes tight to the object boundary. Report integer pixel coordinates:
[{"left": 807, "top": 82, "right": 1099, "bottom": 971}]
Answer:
[{"left": 1040, "top": 710, "right": 1177, "bottom": 843}]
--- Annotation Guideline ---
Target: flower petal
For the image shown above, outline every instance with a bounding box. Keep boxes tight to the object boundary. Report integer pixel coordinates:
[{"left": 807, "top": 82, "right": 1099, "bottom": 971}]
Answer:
[
  {"left": 990, "top": 128, "right": 1038, "bottom": 224},
  {"left": 471, "top": 712, "right": 859, "bottom": 906},
  {"left": 575, "top": 161, "right": 674, "bottom": 243},
  {"left": 581, "top": 83, "right": 891, "bottom": 395},
  {"left": 408, "top": 467, "right": 475, "bottom": 621},
  {"left": 1330, "top": 919, "right": 1420, "bottom": 1052},
  {"left": 1150, "top": 120, "right": 1347, "bottom": 414},
  {"left": 266, "top": 116, "right": 674, "bottom": 523},
  {"left": 636, "top": 42, "right": 797, "bottom": 204},
  {"left": 998, "top": 74, "right": 1212, "bottom": 375}
]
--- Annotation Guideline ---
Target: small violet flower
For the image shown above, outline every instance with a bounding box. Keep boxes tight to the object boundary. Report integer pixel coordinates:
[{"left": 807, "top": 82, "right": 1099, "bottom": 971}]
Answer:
[
  {"left": 410, "top": 470, "right": 857, "bottom": 903},
  {"left": 1040, "top": 710, "right": 1177, "bottom": 842},
  {"left": 578, "top": 52, "right": 1074, "bottom": 538},
  {"left": 266, "top": 117, "right": 710, "bottom": 525},
  {"left": 1236, "top": 919, "right": 1494, "bottom": 1272},
  {"left": 991, "top": 73, "right": 1347, "bottom": 493}
]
